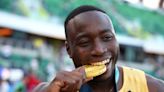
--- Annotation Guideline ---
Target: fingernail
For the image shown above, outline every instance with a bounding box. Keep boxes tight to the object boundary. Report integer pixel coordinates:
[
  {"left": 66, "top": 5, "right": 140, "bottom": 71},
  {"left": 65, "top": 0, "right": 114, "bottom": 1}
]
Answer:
[{"left": 79, "top": 67, "right": 85, "bottom": 74}]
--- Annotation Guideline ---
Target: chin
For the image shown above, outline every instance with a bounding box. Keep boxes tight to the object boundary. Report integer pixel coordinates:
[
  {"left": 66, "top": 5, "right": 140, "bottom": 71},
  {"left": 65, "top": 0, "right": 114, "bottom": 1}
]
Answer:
[{"left": 92, "top": 63, "right": 115, "bottom": 82}]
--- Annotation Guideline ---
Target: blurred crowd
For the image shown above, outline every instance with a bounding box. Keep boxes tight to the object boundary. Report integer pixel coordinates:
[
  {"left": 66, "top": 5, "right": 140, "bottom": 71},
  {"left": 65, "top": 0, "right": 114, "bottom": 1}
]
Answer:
[
  {"left": 0, "top": 67, "right": 41, "bottom": 92},
  {"left": 0, "top": 35, "right": 73, "bottom": 92}
]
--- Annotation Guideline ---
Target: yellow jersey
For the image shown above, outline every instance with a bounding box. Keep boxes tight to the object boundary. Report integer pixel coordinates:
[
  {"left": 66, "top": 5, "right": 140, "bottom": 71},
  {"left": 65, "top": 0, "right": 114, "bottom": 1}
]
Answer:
[{"left": 119, "top": 66, "right": 149, "bottom": 92}]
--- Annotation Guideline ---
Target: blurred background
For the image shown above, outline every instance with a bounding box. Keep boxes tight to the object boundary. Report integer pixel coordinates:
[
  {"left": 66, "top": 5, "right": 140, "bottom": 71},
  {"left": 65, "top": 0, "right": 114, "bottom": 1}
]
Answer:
[{"left": 0, "top": 0, "right": 164, "bottom": 92}]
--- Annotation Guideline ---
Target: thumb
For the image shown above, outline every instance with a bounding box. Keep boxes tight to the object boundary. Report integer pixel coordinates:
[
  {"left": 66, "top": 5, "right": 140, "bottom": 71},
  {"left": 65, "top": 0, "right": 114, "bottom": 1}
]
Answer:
[
  {"left": 75, "top": 66, "right": 93, "bottom": 82},
  {"left": 75, "top": 66, "right": 85, "bottom": 74}
]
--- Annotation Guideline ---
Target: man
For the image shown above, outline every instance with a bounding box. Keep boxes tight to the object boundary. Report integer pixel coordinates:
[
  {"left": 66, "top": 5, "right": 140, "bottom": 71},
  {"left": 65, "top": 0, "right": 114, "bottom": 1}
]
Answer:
[{"left": 34, "top": 5, "right": 164, "bottom": 92}]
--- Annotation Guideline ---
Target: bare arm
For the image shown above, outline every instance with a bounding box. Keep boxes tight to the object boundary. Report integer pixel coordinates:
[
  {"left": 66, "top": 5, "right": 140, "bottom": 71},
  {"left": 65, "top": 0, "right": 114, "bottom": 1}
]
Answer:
[
  {"left": 146, "top": 74, "right": 164, "bottom": 92},
  {"left": 157, "top": 79, "right": 164, "bottom": 92},
  {"left": 33, "top": 82, "right": 49, "bottom": 92}
]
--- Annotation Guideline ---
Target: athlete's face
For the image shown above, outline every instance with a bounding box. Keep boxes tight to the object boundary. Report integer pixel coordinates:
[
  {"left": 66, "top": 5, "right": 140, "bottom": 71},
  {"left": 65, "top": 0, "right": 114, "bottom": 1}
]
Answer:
[{"left": 66, "top": 11, "right": 119, "bottom": 79}]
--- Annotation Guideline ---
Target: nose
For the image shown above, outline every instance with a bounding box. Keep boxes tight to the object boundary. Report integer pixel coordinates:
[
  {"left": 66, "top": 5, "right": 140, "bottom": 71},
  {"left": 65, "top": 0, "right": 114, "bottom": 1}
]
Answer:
[{"left": 91, "top": 41, "right": 107, "bottom": 56}]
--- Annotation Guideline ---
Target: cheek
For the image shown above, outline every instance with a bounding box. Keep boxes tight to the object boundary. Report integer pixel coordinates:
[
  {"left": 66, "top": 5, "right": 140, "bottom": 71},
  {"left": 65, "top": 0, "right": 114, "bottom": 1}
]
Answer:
[
  {"left": 107, "top": 41, "right": 119, "bottom": 57},
  {"left": 113, "top": 43, "right": 119, "bottom": 53},
  {"left": 110, "top": 42, "right": 119, "bottom": 63},
  {"left": 107, "top": 41, "right": 117, "bottom": 50},
  {"left": 71, "top": 47, "right": 88, "bottom": 66},
  {"left": 79, "top": 48, "right": 89, "bottom": 59}
]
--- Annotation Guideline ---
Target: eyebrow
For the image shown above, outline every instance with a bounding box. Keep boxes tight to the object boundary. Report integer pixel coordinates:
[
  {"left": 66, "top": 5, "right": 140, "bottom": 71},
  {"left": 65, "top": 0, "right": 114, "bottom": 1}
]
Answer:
[
  {"left": 99, "top": 28, "right": 114, "bottom": 35},
  {"left": 75, "top": 28, "right": 113, "bottom": 39}
]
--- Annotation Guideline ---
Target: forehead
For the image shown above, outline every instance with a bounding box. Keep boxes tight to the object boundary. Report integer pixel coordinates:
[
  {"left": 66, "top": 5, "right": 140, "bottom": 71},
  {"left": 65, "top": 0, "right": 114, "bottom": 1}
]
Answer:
[
  {"left": 66, "top": 11, "right": 114, "bottom": 40},
  {"left": 69, "top": 11, "right": 113, "bottom": 28}
]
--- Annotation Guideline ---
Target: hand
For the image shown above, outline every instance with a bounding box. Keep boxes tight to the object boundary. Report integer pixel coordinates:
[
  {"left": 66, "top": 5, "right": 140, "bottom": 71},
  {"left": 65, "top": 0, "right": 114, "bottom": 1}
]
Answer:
[{"left": 46, "top": 67, "right": 93, "bottom": 92}]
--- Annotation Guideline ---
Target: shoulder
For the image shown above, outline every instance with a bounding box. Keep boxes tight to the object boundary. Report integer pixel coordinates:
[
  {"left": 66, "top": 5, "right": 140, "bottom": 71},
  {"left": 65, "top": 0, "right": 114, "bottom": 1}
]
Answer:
[
  {"left": 146, "top": 74, "right": 164, "bottom": 92},
  {"left": 121, "top": 66, "right": 164, "bottom": 92}
]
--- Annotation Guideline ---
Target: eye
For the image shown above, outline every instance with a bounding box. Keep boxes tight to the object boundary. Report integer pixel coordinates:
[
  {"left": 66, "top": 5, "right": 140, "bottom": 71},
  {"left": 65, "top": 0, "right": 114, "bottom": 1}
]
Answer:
[
  {"left": 102, "top": 35, "right": 113, "bottom": 41},
  {"left": 77, "top": 39, "right": 90, "bottom": 47}
]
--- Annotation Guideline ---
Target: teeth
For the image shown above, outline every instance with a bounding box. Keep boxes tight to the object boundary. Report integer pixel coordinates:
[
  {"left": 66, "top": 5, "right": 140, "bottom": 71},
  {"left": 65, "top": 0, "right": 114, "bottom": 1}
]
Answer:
[{"left": 91, "top": 59, "right": 110, "bottom": 65}]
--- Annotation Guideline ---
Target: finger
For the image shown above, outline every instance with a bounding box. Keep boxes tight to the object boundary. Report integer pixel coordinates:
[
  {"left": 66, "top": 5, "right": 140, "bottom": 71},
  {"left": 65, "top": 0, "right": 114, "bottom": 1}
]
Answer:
[
  {"left": 57, "top": 71, "right": 77, "bottom": 84},
  {"left": 61, "top": 81, "right": 77, "bottom": 92},
  {"left": 61, "top": 71, "right": 84, "bottom": 91},
  {"left": 48, "top": 80, "right": 65, "bottom": 92},
  {"left": 53, "top": 72, "right": 77, "bottom": 91},
  {"left": 70, "top": 72, "right": 83, "bottom": 90},
  {"left": 62, "top": 83, "right": 79, "bottom": 92},
  {"left": 61, "top": 85, "right": 69, "bottom": 91},
  {"left": 74, "top": 67, "right": 93, "bottom": 83},
  {"left": 74, "top": 67, "right": 86, "bottom": 80},
  {"left": 77, "top": 77, "right": 83, "bottom": 90},
  {"left": 74, "top": 66, "right": 85, "bottom": 74},
  {"left": 72, "top": 69, "right": 93, "bottom": 90},
  {"left": 54, "top": 80, "right": 65, "bottom": 87},
  {"left": 63, "top": 75, "right": 76, "bottom": 85},
  {"left": 71, "top": 71, "right": 84, "bottom": 81}
]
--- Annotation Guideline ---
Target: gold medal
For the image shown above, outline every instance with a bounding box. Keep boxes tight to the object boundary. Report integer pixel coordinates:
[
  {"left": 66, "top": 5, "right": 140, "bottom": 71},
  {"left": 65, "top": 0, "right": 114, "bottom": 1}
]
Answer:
[{"left": 84, "top": 64, "right": 106, "bottom": 78}]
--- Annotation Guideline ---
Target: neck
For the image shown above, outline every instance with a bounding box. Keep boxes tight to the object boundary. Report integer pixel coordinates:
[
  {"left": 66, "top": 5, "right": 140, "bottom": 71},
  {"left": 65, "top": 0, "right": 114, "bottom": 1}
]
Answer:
[{"left": 88, "top": 71, "right": 115, "bottom": 91}]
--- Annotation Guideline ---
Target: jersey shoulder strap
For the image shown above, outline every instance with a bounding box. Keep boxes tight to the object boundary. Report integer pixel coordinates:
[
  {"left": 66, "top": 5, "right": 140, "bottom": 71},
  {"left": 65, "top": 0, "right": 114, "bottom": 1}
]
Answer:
[{"left": 119, "top": 66, "right": 149, "bottom": 92}]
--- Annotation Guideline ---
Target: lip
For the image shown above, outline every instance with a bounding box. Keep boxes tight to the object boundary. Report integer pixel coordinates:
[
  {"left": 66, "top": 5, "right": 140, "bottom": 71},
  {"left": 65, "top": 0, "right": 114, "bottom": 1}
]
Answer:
[
  {"left": 89, "top": 57, "right": 112, "bottom": 65},
  {"left": 106, "top": 59, "right": 112, "bottom": 68}
]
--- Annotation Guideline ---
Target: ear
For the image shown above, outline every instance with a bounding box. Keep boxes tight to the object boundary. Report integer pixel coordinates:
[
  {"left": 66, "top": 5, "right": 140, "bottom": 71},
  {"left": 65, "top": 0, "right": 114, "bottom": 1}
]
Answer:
[{"left": 65, "top": 41, "right": 72, "bottom": 58}]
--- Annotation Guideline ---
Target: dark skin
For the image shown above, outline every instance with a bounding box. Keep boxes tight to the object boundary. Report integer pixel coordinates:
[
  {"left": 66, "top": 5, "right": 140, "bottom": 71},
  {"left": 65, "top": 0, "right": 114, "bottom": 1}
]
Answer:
[
  {"left": 66, "top": 11, "right": 119, "bottom": 92},
  {"left": 41, "top": 11, "right": 164, "bottom": 92}
]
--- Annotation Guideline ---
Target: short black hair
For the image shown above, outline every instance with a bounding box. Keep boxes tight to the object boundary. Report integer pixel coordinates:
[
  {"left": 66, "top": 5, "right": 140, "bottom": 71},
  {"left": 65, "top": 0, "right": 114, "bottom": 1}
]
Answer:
[{"left": 64, "top": 5, "right": 106, "bottom": 39}]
